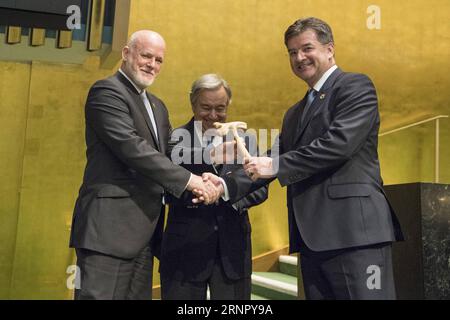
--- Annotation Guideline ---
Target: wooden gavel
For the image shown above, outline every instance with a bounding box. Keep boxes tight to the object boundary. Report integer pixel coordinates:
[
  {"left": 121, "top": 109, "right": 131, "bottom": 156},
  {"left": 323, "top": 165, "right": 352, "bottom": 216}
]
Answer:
[{"left": 213, "top": 121, "right": 251, "bottom": 158}]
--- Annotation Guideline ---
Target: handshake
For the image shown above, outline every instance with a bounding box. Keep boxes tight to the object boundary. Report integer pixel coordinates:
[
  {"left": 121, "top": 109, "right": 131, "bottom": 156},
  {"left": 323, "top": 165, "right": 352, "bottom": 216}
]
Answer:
[
  {"left": 183, "top": 140, "right": 240, "bottom": 205},
  {"left": 186, "top": 172, "right": 225, "bottom": 205},
  {"left": 185, "top": 156, "right": 276, "bottom": 205}
]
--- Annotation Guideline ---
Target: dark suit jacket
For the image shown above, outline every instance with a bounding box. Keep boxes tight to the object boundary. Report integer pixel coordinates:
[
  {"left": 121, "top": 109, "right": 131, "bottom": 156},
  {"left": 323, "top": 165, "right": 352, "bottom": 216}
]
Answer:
[
  {"left": 159, "top": 118, "right": 268, "bottom": 282},
  {"left": 225, "top": 68, "right": 403, "bottom": 254},
  {"left": 69, "top": 72, "right": 191, "bottom": 259}
]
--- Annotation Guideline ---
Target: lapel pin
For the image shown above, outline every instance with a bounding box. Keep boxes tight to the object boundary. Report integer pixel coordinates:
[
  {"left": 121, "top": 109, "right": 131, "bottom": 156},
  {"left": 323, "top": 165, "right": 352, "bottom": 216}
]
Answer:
[{"left": 320, "top": 93, "right": 326, "bottom": 100}]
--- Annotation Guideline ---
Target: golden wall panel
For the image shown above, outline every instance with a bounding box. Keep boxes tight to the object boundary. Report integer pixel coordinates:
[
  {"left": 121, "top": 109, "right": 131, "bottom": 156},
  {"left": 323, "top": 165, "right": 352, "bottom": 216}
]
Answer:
[
  {"left": 6, "top": 26, "right": 21, "bottom": 44},
  {"left": 56, "top": 30, "right": 73, "bottom": 49},
  {"left": 30, "top": 28, "right": 46, "bottom": 47},
  {"left": 6, "top": 26, "right": 22, "bottom": 44},
  {"left": 0, "top": 61, "right": 31, "bottom": 299},
  {"left": 101, "top": 0, "right": 131, "bottom": 69},
  {"left": 87, "top": 0, "right": 106, "bottom": 51},
  {"left": 8, "top": 62, "right": 111, "bottom": 299}
]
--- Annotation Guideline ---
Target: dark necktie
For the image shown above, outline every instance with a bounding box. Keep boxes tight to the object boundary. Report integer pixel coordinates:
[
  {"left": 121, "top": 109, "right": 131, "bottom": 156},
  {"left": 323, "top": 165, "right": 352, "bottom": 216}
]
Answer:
[
  {"left": 300, "top": 89, "right": 317, "bottom": 124},
  {"left": 206, "top": 135, "right": 223, "bottom": 172}
]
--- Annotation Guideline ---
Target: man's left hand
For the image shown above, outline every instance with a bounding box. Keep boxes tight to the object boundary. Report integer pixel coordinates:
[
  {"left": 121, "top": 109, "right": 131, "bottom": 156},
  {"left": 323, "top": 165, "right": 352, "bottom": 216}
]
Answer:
[{"left": 243, "top": 156, "right": 275, "bottom": 181}]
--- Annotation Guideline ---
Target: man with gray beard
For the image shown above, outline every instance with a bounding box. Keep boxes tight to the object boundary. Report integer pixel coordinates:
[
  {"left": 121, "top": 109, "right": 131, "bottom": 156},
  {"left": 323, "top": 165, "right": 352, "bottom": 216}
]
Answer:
[{"left": 70, "top": 31, "right": 221, "bottom": 300}]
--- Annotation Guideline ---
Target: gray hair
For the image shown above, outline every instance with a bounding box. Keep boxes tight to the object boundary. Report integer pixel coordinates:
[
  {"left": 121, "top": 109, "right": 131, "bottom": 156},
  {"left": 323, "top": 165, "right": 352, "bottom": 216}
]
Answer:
[
  {"left": 189, "top": 74, "right": 232, "bottom": 106},
  {"left": 284, "top": 17, "right": 334, "bottom": 46},
  {"left": 127, "top": 30, "right": 165, "bottom": 49}
]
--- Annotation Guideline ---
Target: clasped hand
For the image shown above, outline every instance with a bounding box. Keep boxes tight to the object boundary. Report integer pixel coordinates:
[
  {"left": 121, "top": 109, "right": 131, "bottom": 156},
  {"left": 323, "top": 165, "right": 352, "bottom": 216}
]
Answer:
[{"left": 186, "top": 173, "right": 224, "bottom": 205}]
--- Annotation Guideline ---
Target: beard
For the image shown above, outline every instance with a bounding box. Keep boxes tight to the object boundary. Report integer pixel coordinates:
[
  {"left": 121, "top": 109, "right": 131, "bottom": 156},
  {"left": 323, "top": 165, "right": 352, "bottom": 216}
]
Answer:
[
  {"left": 129, "top": 69, "right": 155, "bottom": 89},
  {"left": 122, "top": 61, "right": 155, "bottom": 89}
]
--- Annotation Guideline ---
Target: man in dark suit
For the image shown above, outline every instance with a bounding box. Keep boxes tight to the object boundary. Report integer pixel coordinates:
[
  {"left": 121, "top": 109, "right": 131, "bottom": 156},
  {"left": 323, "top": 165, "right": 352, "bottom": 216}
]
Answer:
[
  {"left": 240, "top": 17, "right": 403, "bottom": 299},
  {"left": 160, "top": 74, "right": 268, "bottom": 300},
  {"left": 69, "top": 31, "right": 221, "bottom": 300}
]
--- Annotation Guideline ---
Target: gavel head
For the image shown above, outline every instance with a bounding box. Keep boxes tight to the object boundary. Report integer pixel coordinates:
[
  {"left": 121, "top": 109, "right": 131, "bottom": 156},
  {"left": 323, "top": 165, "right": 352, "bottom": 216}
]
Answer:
[{"left": 213, "top": 121, "right": 248, "bottom": 136}]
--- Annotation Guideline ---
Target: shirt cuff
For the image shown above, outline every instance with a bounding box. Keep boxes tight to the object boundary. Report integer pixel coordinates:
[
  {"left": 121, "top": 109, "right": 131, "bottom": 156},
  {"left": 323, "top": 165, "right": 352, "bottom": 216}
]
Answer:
[
  {"left": 219, "top": 176, "right": 239, "bottom": 211},
  {"left": 218, "top": 177, "right": 230, "bottom": 201},
  {"left": 184, "top": 173, "right": 193, "bottom": 191}
]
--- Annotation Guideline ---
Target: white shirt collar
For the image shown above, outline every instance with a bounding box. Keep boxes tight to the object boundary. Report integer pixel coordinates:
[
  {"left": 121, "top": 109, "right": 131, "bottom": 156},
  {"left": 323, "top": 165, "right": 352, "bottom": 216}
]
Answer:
[
  {"left": 312, "top": 65, "right": 338, "bottom": 92},
  {"left": 193, "top": 120, "right": 204, "bottom": 144},
  {"left": 118, "top": 68, "right": 144, "bottom": 94}
]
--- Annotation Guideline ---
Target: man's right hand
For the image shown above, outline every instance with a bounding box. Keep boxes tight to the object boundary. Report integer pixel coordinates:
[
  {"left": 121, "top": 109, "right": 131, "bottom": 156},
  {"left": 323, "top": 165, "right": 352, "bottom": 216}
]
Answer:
[{"left": 186, "top": 174, "right": 223, "bottom": 205}]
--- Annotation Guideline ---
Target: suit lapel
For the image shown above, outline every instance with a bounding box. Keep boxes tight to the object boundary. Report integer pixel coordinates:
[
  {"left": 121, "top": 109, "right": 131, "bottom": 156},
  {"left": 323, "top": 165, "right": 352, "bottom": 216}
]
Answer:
[
  {"left": 115, "top": 72, "right": 160, "bottom": 151},
  {"left": 131, "top": 92, "right": 160, "bottom": 150},
  {"left": 186, "top": 118, "right": 202, "bottom": 148},
  {"left": 294, "top": 68, "right": 343, "bottom": 145},
  {"left": 288, "top": 93, "right": 308, "bottom": 148},
  {"left": 295, "top": 88, "right": 328, "bottom": 143},
  {"left": 147, "top": 94, "right": 165, "bottom": 153}
]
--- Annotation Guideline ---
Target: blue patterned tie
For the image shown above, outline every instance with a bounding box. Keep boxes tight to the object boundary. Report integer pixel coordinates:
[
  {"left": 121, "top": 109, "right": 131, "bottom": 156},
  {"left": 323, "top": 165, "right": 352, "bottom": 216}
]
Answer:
[{"left": 301, "top": 89, "right": 317, "bottom": 124}]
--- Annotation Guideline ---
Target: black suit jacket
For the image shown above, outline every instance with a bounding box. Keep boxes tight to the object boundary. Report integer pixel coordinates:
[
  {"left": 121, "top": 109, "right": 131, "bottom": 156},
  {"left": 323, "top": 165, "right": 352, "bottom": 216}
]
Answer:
[
  {"left": 159, "top": 119, "right": 268, "bottom": 282},
  {"left": 69, "top": 72, "right": 191, "bottom": 259},
  {"left": 225, "top": 68, "right": 403, "bottom": 253}
]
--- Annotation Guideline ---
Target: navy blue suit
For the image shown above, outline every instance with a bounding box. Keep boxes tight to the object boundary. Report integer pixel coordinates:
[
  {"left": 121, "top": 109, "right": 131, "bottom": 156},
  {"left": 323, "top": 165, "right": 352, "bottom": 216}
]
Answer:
[{"left": 225, "top": 68, "right": 403, "bottom": 299}]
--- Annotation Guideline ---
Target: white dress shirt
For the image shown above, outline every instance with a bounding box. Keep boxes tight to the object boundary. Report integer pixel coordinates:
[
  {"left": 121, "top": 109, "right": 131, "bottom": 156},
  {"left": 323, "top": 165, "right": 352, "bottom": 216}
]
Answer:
[{"left": 312, "top": 64, "right": 338, "bottom": 92}]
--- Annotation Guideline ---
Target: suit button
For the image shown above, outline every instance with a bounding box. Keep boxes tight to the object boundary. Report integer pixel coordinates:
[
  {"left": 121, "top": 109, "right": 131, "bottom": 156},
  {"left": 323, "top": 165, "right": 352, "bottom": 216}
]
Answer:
[{"left": 213, "top": 225, "right": 219, "bottom": 231}]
